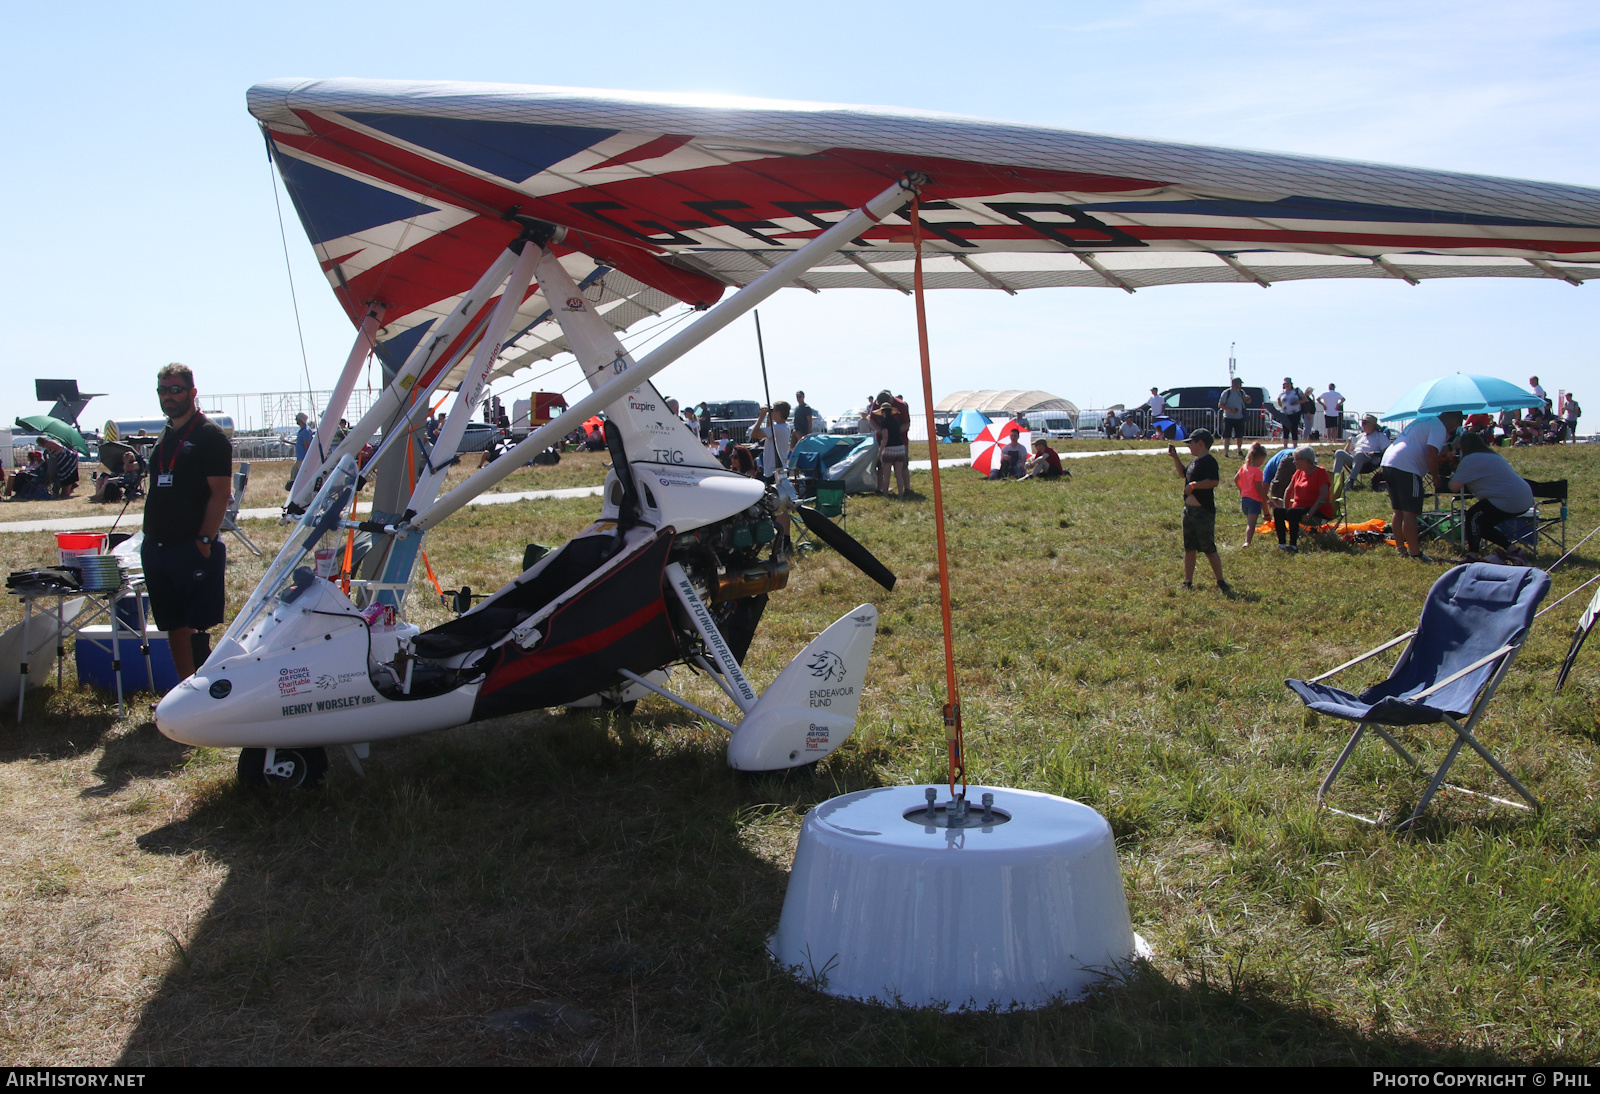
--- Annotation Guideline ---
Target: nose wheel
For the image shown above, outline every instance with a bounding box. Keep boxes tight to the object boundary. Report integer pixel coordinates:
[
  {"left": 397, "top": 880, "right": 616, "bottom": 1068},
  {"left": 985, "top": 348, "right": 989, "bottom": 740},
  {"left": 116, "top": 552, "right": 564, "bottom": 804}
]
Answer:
[{"left": 237, "top": 746, "right": 329, "bottom": 790}]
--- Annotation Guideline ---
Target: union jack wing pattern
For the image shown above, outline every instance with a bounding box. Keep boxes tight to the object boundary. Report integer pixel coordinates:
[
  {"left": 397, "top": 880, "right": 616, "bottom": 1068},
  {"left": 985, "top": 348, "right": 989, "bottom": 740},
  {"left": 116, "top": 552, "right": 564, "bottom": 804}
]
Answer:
[{"left": 249, "top": 78, "right": 1600, "bottom": 389}]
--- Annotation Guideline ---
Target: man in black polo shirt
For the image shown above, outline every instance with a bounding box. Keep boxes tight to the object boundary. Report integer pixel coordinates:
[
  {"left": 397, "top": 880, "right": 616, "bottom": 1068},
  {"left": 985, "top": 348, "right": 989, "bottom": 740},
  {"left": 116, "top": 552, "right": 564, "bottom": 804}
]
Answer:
[{"left": 142, "top": 363, "right": 233, "bottom": 683}]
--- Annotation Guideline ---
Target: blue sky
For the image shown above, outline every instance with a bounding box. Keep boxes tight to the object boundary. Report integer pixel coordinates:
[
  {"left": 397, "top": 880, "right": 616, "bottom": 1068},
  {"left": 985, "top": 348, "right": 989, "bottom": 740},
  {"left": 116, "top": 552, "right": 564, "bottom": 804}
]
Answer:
[{"left": 3, "top": 0, "right": 1596, "bottom": 427}]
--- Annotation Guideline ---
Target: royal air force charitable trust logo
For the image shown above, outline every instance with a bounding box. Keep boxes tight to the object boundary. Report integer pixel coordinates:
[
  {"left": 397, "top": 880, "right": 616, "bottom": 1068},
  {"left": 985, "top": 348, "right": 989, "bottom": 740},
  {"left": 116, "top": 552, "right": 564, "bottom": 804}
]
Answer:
[{"left": 277, "top": 665, "right": 312, "bottom": 696}]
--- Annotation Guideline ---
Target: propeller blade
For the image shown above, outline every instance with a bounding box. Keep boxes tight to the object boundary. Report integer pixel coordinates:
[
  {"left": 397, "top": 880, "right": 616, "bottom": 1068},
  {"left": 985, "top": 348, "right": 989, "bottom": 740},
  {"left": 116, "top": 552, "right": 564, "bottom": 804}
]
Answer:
[{"left": 797, "top": 505, "right": 896, "bottom": 590}]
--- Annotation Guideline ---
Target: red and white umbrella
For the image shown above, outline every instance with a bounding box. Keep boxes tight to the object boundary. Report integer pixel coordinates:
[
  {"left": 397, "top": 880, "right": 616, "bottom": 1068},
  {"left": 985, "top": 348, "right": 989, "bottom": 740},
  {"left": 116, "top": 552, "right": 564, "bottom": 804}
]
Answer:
[{"left": 970, "top": 421, "right": 1031, "bottom": 476}]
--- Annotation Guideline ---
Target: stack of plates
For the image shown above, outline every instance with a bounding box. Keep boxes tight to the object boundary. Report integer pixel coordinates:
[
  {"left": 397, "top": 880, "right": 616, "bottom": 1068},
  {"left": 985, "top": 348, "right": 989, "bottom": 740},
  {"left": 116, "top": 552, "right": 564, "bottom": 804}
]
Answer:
[{"left": 77, "top": 555, "right": 123, "bottom": 592}]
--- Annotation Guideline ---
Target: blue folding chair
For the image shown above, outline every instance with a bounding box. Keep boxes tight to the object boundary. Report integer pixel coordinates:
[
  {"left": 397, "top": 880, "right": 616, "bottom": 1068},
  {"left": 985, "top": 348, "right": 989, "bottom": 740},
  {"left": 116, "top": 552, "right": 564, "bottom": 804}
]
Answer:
[{"left": 1285, "top": 563, "right": 1549, "bottom": 828}]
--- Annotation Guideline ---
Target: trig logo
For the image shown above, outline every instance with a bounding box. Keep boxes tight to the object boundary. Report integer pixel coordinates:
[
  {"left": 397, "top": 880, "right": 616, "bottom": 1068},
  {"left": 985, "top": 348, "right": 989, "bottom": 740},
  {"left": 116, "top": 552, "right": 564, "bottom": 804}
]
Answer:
[{"left": 806, "top": 650, "right": 846, "bottom": 682}]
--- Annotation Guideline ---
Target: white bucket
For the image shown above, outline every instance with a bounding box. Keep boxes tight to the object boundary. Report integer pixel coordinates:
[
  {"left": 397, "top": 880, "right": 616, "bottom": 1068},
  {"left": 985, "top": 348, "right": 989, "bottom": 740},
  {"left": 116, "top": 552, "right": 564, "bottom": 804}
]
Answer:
[{"left": 770, "top": 784, "right": 1146, "bottom": 1010}]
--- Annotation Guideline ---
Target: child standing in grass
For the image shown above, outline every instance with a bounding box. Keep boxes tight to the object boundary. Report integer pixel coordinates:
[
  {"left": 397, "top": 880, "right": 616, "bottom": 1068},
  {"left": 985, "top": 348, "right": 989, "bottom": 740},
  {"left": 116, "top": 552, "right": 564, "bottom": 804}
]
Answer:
[
  {"left": 1235, "top": 442, "right": 1268, "bottom": 547},
  {"left": 1168, "top": 428, "right": 1230, "bottom": 592}
]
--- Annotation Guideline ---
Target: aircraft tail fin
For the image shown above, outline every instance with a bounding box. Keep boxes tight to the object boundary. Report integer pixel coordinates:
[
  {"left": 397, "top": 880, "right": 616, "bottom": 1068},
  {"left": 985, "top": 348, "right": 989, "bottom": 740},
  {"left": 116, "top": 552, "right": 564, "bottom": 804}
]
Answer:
[{"left": 726, "top": 604, "right": 878, "bottom": 771}]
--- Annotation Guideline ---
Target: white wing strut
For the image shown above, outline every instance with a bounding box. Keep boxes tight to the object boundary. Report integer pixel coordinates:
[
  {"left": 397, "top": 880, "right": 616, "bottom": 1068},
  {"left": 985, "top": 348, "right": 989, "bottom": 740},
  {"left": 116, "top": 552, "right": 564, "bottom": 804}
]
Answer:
[
  {"left": 289, "top": 306, "right": 382, "bottom": 500},
  {"left": 285, "top": 247, "right": 520, "bottom": 513},
  {"left": 405, "top": 240, "right": 542, "bottom": 513},
  {"left": 407, "top": 176, "right": 920, "bottom": 532}
]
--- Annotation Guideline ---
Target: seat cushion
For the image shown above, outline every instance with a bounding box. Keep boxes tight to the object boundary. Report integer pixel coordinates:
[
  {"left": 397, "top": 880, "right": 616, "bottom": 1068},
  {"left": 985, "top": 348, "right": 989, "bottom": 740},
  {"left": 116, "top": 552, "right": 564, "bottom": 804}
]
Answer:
[{"left": 1284, "top": 679, "right": 1449, "bottom": 726}]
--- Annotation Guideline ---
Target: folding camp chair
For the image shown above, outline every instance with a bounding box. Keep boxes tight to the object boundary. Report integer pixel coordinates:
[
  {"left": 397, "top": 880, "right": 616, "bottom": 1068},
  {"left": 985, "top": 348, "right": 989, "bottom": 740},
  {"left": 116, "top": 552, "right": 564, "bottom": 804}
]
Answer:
[
  {"left": 813, "top": 479, "right": 847, "bottom": 530},
  {"left": 1525, "top": 479, "right": 1568, "bottom": 558},
  {"left": 1285, "top": 563, "right": 1549, "bottom": 828},
  {"left": 221, "top": 460, "right": 262, "bottom": 557},
  {"left": 1328, "top": 469, "right": 1349, "bottom": 528}
]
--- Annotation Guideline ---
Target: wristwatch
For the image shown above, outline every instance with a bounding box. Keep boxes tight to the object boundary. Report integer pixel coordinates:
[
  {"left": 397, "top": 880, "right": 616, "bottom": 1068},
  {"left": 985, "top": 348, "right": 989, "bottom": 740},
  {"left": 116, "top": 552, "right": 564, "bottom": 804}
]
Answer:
[{"left": 197, "top": 535, "right": 213, "bottom": 545}]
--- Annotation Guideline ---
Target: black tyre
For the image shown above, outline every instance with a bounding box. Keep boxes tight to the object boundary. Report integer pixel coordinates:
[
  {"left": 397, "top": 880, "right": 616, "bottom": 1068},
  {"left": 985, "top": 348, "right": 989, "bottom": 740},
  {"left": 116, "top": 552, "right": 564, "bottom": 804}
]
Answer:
[{"left": 237, "top": 746, "right": 329, "bottom": 790}]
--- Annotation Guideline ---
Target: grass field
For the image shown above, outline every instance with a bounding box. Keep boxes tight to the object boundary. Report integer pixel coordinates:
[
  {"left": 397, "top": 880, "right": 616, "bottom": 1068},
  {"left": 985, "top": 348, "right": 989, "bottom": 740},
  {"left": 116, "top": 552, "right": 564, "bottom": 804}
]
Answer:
[{"left": 1, "top": 440, "right": 1597, "bottom": 1065}]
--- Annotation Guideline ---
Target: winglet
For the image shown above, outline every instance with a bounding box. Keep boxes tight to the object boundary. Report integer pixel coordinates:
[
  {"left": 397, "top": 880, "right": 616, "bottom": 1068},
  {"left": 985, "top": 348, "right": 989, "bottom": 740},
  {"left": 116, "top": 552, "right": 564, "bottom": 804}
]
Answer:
[{"left": 726, "top": 604, "right": 878, "bottom": 771}]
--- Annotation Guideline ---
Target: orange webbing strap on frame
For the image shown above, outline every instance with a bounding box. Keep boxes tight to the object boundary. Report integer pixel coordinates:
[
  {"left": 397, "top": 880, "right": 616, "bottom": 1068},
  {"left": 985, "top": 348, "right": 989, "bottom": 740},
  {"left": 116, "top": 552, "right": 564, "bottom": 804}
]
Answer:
[
  {"left": 338, "top": 451, "right": 365, "bottom": 594},
  {"left": 420, "top": 550, "right": 446, "bottom": 601},
  {"left": 910, "top": 196, "right": 966, "bottom": 800}
]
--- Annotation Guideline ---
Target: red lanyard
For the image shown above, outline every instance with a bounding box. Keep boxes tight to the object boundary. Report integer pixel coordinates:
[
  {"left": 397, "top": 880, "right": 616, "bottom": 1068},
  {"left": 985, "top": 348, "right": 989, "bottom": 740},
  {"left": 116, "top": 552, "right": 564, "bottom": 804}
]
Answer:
[{"left": 154, "top": 414, "right": 204, "bottom": 475}]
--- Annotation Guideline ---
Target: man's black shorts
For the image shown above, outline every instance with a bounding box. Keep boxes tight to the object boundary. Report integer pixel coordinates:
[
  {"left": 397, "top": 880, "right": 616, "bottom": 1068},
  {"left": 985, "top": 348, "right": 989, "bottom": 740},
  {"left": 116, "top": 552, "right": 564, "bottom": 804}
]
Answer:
[
  {"left": 142, "top": 539, "right": 226, "bottom": 633},
  {"left": 1386, "top": 469, "right": 1425, "bottom": 514},
  {"left": 1222, "top": 417, "right": 1245, "bottom": 439}
]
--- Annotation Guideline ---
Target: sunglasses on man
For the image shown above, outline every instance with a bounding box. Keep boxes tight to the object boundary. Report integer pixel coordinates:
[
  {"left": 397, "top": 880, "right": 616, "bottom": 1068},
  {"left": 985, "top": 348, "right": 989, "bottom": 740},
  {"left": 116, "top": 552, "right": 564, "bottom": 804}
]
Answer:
[{"left": 156, "top": 384, "right": 193, "bottom": 395}]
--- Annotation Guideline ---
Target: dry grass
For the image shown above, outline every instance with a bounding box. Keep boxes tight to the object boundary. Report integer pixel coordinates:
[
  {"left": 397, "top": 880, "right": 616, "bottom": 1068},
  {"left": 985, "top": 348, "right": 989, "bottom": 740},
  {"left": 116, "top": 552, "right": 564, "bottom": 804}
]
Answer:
[{"left": 1, "top": 441, "right": 1597, "bottom": 1065}]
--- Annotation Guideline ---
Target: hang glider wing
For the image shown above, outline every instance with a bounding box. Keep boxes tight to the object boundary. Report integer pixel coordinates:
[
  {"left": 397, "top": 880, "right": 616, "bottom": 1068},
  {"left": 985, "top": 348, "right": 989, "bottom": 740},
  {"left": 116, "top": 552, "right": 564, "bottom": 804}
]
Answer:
[{"left": 249, "top": 78, "right": 1600, "bottom": 387}]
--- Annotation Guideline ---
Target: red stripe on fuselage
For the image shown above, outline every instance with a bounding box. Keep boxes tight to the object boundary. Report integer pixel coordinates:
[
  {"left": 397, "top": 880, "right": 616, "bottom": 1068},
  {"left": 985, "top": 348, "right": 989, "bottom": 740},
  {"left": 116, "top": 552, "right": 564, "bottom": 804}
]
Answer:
[{"left": 479, "top": 598, "right": 669, "bottom": 696}]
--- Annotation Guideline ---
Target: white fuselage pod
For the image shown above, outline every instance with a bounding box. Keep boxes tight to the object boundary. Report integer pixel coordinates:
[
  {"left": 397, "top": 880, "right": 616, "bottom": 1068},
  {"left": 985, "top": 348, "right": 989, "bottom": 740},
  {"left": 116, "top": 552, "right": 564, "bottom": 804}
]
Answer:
[
  {"left": 604, "top": 462, "right": 767, "bottom": 532},
  {"left": 155, "top": 577, "right": 477, "bottom": 749}
]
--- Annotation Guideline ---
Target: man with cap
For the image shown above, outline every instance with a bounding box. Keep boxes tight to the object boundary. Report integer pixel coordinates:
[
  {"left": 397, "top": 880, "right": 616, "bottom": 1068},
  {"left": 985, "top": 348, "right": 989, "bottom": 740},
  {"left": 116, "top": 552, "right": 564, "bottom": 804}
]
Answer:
[
  {"left": 1332, "top": 414, "right": 1390, "bottom": 486},
  {"left": 1144, "top": 386, "right": 1167, "bottom": 429},
  {"left": 1021, "top": 436, "right": 1067, "bottom": 480},
  {"left": 289, "top": 411, "right": 313, "bottom": 490},
  {"left": 142, "top": 363, "right": 233, "bottom": 683}
]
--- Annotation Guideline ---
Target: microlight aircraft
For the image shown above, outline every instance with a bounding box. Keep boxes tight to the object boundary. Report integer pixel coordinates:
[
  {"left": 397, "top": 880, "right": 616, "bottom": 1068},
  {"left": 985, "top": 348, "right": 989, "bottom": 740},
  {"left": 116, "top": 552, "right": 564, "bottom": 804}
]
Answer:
[{"left": 156, "top": 79, "right": 1600, "bottom": 787}]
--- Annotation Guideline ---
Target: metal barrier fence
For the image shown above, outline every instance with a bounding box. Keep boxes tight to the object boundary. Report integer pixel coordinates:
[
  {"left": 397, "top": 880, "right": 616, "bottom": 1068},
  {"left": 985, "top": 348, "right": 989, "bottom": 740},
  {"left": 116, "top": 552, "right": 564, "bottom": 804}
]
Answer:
[{"left": 231, "top": 435, "right": 295, "bottom": 461}]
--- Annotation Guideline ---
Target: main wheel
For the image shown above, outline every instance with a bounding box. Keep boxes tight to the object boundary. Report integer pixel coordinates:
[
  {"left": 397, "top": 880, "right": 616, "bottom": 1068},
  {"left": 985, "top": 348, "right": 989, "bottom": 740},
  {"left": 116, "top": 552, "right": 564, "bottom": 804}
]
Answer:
[{"left": 237, "top": 746, "right": 329, "bottom": 790}]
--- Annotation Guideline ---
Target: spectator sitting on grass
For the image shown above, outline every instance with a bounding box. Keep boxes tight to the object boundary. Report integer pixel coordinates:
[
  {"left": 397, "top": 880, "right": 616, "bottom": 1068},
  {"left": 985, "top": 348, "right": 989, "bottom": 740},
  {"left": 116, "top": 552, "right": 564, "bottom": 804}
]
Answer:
[
  {"left": 1021, "top": 437, "right": 1067, "bottom": 480},
  {"left": 1263, "top": 445, "right": 1297, "bottom": 510},
  {"left": 4, "top": 450, "right": 48, "bottom": 500},
  {"left": 1272, "top": 445, "right": 1332, "bottom": 553},
  {"left": 1167, "top": 427, "right": 1229, "bottom": 592},
  {"left": 41, "top": 437, "right": 79, "bottom": 499},
  {"left": 89, "top": 449, "right": 144, "bottom": 504},
  {"left": 992, "top": 428, "right": 1029, "bottom": 479},
  {"left": 1119, "top": 418, "right": 1141, "bottom": 440}
]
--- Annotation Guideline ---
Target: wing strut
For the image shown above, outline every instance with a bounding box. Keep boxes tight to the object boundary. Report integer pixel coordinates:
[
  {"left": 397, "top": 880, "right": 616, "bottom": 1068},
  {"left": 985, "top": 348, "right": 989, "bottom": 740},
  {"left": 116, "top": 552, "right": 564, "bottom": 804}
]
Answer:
[
  {"left": 404, "top": 230, "right": 546, "bottom": 512},
  {"left": 407, "top": 176, "right": 923, "bottom": 533},
  {"left": 288, "top": 305, "right": 383, "bottom": 500},
  {"left": 285, "top": 247, "right": 519, "bottom": 513}
]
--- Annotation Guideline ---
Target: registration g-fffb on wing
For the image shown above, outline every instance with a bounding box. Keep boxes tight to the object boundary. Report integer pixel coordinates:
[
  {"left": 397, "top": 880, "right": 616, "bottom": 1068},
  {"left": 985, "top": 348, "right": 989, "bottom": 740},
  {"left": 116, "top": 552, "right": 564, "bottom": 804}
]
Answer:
[{"left": 153, "top": 79, "right": 1600, "bottom": 790}]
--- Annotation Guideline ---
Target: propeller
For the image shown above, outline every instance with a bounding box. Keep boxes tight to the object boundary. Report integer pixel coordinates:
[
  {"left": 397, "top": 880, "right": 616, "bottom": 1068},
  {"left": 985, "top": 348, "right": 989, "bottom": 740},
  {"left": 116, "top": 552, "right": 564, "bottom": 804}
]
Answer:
[{"left": 795, "top": 505, "right": 896, "bottom": 591}]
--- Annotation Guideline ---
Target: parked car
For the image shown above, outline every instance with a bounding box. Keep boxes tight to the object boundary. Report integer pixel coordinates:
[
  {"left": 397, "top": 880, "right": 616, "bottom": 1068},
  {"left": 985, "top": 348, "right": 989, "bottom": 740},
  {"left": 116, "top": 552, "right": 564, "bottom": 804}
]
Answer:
[
  {"left": 454, "top": 421, "right": 499, "bottom": 455},
  {"left": 1129, "top": 385, "right": 1275, "bottom": 437},
  {"left": 1023, "top": 412, "right": 1076, "bottom": 439},
  {"left": 702, "top": 399, "right": 762, "bottom": 441}
]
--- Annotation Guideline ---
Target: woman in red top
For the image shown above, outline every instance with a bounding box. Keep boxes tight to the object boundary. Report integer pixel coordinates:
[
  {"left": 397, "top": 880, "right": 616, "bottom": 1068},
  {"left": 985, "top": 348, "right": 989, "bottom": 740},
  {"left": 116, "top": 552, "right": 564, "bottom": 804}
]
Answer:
[{"left": 1272, "top": 446, "right": 1332, "bottom": 552}]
